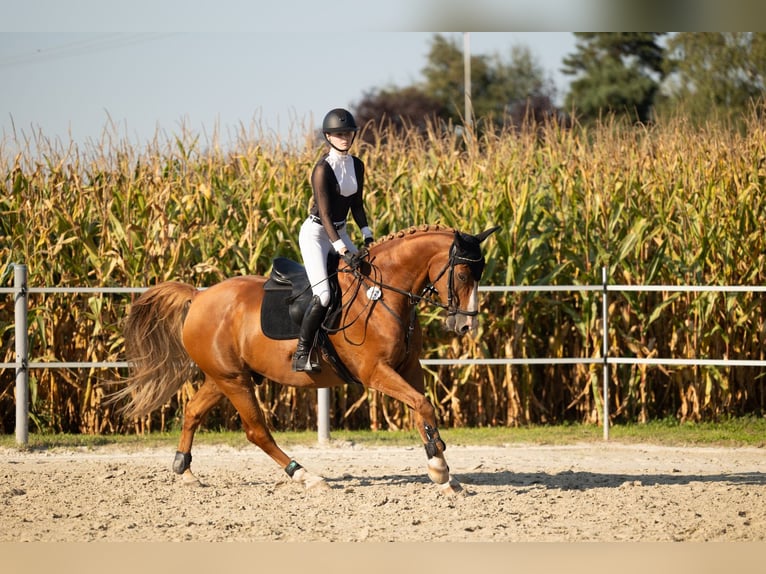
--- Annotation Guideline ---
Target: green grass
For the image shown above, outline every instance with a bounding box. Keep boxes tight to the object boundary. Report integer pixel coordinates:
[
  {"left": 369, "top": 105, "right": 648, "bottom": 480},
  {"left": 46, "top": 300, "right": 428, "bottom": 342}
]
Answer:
[{"left": 2, "top": 417, "right": 764, "bottom": 450}]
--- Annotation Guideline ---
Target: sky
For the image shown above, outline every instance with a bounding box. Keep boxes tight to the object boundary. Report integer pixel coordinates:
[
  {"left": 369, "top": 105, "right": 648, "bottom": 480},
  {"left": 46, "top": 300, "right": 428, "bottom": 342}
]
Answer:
[
  {"left": 1, "top": 0, "right": 760, "bottom": 153},
  {"left": 0, "top": 30, "right": 577, "bottom": 151}
]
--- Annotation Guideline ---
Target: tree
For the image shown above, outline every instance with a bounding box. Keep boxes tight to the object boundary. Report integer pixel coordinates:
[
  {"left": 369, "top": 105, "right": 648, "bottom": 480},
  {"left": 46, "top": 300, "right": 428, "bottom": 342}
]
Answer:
[
  {"left": 418, "top": 33, "right": 469, "bottom": 123},
  {"left": 483, "top": 45, "right": 559, "bottom": 125},
  {"left": 661, "top": 32, "right": 766, "bottom": 124},
  {"left": 421, "top": 34, "right": 556, "bottom": 129},
  {"left": 353, "top": 33, "right": 557, "bottom": 136},
  {"left": 562, "top": 33, "right": 666, "bottom": 123},
  {"left": 352, "top": 86, "right": 448, "bottom": 143}
]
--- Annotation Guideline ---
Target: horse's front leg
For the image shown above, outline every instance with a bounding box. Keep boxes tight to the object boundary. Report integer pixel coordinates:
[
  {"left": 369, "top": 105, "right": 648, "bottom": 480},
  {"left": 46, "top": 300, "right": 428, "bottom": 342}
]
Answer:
[
  {"left": 367, "top": 362, "right": 463, "bottom": 495},
  {"left": 421, "top": 422, "right": 450, "bottom": 481},
  {"left": 417, "top": 409, "right": 463, "bottom": 494}
]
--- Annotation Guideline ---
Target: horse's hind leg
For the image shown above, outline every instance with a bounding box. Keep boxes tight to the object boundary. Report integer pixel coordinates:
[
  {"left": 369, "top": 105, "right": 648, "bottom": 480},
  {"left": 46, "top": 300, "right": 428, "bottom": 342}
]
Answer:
[
  {"left": 217, "top": 374, "right": 330, "bottom": 491},
  {"left": 173, "top": 376, "right": 224, "bottom": 485}
]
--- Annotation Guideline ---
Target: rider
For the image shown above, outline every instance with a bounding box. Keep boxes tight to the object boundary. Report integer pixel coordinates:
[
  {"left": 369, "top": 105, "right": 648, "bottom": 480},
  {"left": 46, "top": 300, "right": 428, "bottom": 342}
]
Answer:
[{"left": 292, "top": 107, "right": 374, "bottom": 372}]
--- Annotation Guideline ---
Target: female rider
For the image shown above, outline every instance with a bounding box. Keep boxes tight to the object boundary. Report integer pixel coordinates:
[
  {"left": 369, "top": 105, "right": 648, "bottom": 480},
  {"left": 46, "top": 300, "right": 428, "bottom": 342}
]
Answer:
[{"left": 293, "top": 108, "right": 374, "bottom": 371}]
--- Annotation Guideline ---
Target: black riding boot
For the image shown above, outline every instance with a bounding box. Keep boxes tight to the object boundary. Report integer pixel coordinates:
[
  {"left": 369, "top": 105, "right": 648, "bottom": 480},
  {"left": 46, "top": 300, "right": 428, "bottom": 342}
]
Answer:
[{"left": 292, "top": 295, "right": 328, "bottom": 372}]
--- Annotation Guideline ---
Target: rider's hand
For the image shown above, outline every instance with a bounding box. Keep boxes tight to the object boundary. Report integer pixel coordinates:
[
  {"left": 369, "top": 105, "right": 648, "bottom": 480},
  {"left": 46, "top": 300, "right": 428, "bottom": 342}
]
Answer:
[
  {"left": 342, "top": 251, "right": 361, "bottom": 270},
  {"left": 364, "top": 236, "right": 374, "bottom": 246}
]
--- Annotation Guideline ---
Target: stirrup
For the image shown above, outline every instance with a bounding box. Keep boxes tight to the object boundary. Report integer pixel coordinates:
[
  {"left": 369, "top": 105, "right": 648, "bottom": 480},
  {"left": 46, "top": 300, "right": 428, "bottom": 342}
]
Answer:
[
  {"left": 308, "top": 348, "right": 320, "bottom": 370},
  {"left": 292, "top": 347, "right": 320, "bottom": 372}
]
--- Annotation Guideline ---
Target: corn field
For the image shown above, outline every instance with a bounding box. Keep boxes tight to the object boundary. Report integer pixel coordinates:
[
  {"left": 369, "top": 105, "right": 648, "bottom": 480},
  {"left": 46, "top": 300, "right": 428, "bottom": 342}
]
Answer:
[{"left": 2, "top": 112, "right": 766, "bottom": 434}]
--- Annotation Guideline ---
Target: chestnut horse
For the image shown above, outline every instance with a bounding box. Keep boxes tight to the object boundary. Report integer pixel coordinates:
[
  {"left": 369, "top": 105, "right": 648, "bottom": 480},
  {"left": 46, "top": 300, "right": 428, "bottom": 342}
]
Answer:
[{"left": 115, "top": 224, "right": 498, "bottom": 494}]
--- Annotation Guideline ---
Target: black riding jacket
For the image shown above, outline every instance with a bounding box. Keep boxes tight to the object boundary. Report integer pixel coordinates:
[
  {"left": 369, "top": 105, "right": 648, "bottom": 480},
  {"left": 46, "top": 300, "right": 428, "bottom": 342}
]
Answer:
[{"left": 309, "top": 153, "right": 369, "bottom": 244}]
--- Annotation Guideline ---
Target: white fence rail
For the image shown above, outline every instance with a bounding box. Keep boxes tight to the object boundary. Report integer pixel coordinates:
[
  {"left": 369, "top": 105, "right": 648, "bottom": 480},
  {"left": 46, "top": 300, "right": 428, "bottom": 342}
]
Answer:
[{"left": 3, "top": 263, "right": 766, "bottom": 446}]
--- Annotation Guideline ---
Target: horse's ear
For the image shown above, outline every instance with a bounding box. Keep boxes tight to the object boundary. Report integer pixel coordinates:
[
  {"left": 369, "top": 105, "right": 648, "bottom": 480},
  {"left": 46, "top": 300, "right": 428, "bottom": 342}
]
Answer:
[{"left": 475, "top": 226, "right": 500, "bottom": 244}]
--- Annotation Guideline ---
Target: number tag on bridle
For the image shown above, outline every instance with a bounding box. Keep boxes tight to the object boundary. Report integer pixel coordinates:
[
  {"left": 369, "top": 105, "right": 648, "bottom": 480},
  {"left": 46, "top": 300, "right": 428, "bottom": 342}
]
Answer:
[{"left": 366, "top": 286, "right": 382, "bottom": 301}]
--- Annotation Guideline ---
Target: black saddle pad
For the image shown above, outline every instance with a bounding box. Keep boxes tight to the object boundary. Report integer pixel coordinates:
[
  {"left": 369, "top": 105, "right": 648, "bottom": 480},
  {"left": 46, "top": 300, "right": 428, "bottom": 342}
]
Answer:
[
  {"left": 259, "top": 256, "right": 360, "bottom": 385},
  {"left": 261, "top": 285, "right": 302, "bottom": 340},
  {"left": 261, "top": 258, "right": 310, "bottom": 340},
  {"left": 260, "top": 256, "right": 340, "bottom": 340}
]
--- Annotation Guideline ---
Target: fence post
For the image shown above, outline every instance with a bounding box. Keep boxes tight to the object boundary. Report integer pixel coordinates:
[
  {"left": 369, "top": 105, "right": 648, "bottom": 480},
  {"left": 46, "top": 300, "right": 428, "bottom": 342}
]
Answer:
[
  {"left": 317, "top": 388, "right": 330, "bottom": 443},
  {"left": 602, "top": 266, "right": 610, "bottom": 440},
  {"left": 14, "top": 264, "right": 29, "bottom": 447}
]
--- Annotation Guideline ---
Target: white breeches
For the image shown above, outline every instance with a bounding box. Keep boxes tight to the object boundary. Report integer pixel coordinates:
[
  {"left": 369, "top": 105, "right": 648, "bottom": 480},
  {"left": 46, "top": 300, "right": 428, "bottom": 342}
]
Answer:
[{"left": 298, "top": 217, "right": 356, "bottom": 306}]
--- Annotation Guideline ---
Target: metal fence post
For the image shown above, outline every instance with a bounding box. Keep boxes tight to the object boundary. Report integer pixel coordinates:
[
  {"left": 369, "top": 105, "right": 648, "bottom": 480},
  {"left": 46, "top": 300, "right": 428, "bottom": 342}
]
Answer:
[
  {"left": 317, "top": 388, "right": 330, "bottom": 443},
  {"left": 602, "top": 266, "right": 610, "bottom": 440},
  {"left": 14, "top": 264, "right": 29, "bottom": 446}
]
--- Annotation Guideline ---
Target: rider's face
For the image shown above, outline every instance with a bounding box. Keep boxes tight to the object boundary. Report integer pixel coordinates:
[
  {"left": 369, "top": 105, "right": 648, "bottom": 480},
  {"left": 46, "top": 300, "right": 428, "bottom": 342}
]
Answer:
[{"left": 326, "top": 131, "right": 355, "bottom": 152}]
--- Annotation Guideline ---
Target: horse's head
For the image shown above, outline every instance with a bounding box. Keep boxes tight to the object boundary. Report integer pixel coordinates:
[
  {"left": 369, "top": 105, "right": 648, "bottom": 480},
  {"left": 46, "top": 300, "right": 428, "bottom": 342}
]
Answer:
[{"left": 428, "top": 226, "right": 500, "bottom": 334}]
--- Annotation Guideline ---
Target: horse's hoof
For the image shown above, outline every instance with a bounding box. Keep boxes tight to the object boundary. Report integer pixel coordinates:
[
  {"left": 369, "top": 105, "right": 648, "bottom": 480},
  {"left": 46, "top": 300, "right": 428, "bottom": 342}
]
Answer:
[
  {"left": 305, "top": 477, "right": 332, "bottom": 492},
  {"left": 181, "top": 469, "right": 202, "bottom": 486},
  {"left": 438, "top": 476, "right": 464, "bottom": 496},
  {"left": 292, "top": 467, "right": 331, "bottom": 492}
]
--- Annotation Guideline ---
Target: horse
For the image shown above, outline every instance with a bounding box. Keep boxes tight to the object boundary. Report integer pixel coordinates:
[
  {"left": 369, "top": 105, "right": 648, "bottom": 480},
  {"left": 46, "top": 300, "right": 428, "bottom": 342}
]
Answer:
[{"left": 114, "top": 223, "right": 499, "bottom": 494}]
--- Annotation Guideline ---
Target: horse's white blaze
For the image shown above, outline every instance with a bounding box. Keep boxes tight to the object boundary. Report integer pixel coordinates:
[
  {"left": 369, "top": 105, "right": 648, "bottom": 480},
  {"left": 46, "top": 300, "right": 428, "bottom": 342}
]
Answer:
[
  {"left": 450, "top": 283, "right": 479, "bottom": 333},
  {"left": 466, "top": 283, "right": 479, "bottom": 329}
]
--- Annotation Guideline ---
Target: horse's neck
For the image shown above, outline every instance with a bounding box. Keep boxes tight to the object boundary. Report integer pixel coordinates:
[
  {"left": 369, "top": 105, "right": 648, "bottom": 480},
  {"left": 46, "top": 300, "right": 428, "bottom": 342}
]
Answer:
[{"left": 374, "top": 233, "right": 449, "bottom": 293}]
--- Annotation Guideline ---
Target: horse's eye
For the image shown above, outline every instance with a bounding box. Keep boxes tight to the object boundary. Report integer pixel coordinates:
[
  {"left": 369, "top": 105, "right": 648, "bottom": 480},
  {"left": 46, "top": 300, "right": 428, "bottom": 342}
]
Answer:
[{"left": 457, "top": 272, "right": 468, "bottom": 283}]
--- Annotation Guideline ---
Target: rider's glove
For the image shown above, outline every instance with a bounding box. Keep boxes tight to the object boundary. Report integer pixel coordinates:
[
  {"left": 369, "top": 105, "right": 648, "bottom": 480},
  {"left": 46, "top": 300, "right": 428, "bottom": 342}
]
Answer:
[{"left": 342, "top": 251, "right": 362, "bottom": 270}]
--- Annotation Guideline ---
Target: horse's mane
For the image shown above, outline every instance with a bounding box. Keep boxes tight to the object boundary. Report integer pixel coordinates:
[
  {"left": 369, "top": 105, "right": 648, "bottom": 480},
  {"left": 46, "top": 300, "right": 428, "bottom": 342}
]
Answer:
[{"left": 372, "top": 224, "right": 454, "bottom": 247}]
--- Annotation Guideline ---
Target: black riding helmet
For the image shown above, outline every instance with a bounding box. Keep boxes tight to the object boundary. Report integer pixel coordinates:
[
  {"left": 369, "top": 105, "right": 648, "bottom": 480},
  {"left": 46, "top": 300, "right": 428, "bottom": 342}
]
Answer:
[
  {"left": 323, "top": 108, "right": 358, "bottom": 151},
  {"left": 323, "top": 108, "right": 358, "bottom": 133}
]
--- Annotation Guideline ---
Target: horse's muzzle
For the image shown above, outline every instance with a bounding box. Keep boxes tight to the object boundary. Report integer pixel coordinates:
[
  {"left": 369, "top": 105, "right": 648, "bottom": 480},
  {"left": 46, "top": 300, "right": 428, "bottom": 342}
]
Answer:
[{"left": 446, "top": 313, "right": 477, "bottom": 334}]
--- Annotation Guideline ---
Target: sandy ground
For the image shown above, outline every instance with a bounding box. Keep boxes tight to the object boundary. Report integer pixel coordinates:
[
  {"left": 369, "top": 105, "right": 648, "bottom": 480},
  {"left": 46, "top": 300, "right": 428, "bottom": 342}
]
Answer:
[{"left": 1, "top": 440, "right": 765, "bottom": 542}]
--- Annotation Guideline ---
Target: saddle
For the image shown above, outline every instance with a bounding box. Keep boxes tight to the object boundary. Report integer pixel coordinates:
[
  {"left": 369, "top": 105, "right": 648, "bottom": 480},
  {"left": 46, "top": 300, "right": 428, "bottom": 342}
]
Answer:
[
  {"left": 261, "top": 254, "right": 340, "bottom": 339},
  {"left": 260, "top": 254, "right": 360, "bottom": 385}
]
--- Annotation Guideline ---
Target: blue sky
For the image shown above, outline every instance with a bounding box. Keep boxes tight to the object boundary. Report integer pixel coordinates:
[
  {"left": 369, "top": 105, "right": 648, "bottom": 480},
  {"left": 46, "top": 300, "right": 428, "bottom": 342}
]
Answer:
[
  {"left": 0, "top": 0, "right": 593, "bottom": 151},
  {"left": 6, "top": 0, "right": 766, "bottom": 152},
  {"left": 0, "top": 31, "right": 576, "bottom": 151},
  {"left": 4, "top": 0, "right": 754, "bottom": 152}
]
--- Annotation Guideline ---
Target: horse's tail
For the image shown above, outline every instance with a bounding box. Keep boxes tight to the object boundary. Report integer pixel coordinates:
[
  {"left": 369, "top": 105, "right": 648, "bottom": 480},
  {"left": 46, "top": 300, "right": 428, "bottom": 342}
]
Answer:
[{"left": 113, "top": 281, "right": 199, "bottom": 419}]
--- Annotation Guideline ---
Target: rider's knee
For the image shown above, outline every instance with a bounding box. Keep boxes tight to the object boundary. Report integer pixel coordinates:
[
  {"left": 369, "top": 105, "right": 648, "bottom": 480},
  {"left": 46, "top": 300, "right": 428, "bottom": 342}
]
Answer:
[{"left": 316, "top": 291, "right": 331, "bottom": 307}]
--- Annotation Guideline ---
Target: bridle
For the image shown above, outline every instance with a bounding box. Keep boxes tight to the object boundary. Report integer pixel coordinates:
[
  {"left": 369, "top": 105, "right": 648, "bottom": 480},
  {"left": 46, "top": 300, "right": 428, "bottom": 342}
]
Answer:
[
  {"left": 418, "top": 242, "right": 481, "bottom": 318},
  {"left": 341, "top": 239, "right": 481, "bottom": 319},
  {"left": 324, "top": 225, "right": 498, "bottom": 353},
  {"left": 327, "top": 236, "right": 485, "bottom": 354}
]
